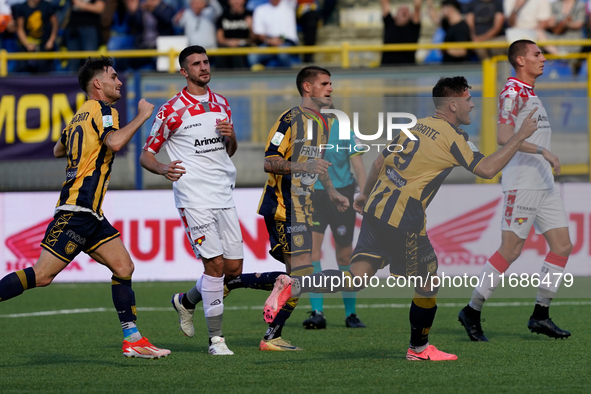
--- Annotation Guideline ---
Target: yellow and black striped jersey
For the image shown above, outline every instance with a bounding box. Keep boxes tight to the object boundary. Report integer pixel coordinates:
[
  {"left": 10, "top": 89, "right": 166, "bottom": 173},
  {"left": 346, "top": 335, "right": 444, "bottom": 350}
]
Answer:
[
  {"left": 56, "top": 100, "right": 120, "bottom": 218},
  {"left": 365, "top": 116, "right": 484, "bottom": 235},
  {"left": 257, "top": 106, "right": 329, "bottom": 224}
]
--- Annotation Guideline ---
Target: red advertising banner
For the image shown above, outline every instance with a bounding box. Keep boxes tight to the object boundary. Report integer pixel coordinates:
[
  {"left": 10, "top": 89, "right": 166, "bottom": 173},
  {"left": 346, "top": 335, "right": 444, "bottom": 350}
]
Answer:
[
  {"left": 0, "top": 186, "right": 589, "bottom": 283},
  {"left": 0, "top": 75, "right": 127, "bottom": 160}
]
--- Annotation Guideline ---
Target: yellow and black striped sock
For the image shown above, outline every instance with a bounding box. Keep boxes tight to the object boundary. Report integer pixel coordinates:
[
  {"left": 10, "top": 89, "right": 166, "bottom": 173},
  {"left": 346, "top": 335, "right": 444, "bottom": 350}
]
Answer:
[{"left": 0, "top": 267, "right": 36, "bottom": 301}]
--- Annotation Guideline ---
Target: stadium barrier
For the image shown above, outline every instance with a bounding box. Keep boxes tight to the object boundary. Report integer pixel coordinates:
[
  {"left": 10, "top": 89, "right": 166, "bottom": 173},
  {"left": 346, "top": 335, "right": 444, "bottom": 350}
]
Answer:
[
  {"left": 1, "top": 40, "right": 590, "bottom": 184},
  {"left": 2, "top": 184, "right": 590, "bottom": 283}
]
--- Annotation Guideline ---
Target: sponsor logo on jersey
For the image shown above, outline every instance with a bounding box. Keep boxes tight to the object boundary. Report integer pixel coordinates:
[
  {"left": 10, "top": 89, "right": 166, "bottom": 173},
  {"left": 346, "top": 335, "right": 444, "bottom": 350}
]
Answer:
[
  {"left": 385, "top": 165, "right": 407, "bottom": 188},
  {"left": 293, "top": 170, "right": 318, "bottom": 186},
  {"left": 336, "top": 225, "right": 347, "bottom": 236},
  {"left": 66, "top": 168, "right": 78, "bottom": 182},
  {"left": 299, "top": 145, "right": 322, "bottom": 158},
  {"left": 287, "top": 224, "right": 307, "bottom": 233},
  {"left": 194, "top": 136, "right": 223, "bottom": 146},
  {"left": 66, "top": 229, "right": 86, "bottom": 245},
  {"left": 183, "top": 123, "right": 202, "bottom": 130}
]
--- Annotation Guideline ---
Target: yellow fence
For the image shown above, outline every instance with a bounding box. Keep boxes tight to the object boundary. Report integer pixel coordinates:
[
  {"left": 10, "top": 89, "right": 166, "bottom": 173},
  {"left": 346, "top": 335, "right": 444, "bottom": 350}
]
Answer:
[{"left": 2, "top": 39, "right": 591, "bottom": 181}]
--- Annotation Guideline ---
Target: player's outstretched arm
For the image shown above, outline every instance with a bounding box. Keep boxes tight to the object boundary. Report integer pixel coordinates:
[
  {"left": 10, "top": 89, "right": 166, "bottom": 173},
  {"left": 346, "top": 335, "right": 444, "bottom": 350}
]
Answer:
[
  {"left": 475, "top": 107, "right": 539, "bottom": 179},
  {"left": 105, "top": 99, "right": 154, "bottom": 153},
  {"left": 139, "top": 150, "right": 186, "bottom": 182},
  {"left": 264, "top": 156, "right": 331, "bottom": 175}
]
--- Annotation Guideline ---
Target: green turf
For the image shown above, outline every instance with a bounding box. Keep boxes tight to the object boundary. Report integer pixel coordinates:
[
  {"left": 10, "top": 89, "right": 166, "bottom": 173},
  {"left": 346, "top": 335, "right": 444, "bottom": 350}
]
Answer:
[{"left": 1, "top": 281, "right": 589, "bottom": 393}]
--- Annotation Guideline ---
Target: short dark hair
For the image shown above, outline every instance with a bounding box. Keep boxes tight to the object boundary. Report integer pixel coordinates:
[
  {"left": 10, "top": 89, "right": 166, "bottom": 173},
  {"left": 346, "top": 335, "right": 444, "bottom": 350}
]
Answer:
[
  {"left": 78, "top": 56, "right": 114, "bottom": 94},
  {"left": 442, "top": 0, "right": 462, "bottom": 12},
  {"left": 432, "top": 76, "right": 472, "bottom": 108},
  {"left": 508, "top": 39, "right": 536, "bottom": 69},
  {"left": 296, "top": 66, "right": 331, "bottom": 96},
  {"left": 179, "top": 45, "right": 207, "bottom": 69}
]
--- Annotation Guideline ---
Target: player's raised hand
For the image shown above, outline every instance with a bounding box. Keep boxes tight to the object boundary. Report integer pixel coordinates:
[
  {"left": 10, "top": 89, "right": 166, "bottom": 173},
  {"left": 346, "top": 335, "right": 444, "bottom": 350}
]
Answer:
[
  {"left": 162, "top": 160, "right": 186, "bottom": 182},
  {"left": 304, "top": 159, "right": 331, "bottom": 175},
  {"left": 137, "top": 99, "right": 155, "bottom": 120},
  {"left": 517, "top": 107, "right": 539, "bottom": 138},
  {"left": 542, "top": 149, "right": 561, "bottom": 175}
]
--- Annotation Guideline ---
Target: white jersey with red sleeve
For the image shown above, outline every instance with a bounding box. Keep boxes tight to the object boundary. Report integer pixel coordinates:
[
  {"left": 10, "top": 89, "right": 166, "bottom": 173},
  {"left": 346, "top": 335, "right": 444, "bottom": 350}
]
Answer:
[
  {"left": 144, "top": 86, "right": 237, "bottom": 209},
  {"left": 498, "top": 77, "right": 554, "bottom": 191}
]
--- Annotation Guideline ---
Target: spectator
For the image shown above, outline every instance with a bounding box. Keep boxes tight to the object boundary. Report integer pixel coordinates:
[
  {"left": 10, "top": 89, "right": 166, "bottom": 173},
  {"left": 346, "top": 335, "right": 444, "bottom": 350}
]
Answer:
[
  {"left": 544, "top": 0, "right": 585, "bottom": 55},
  {"left": 441, "top": 0, "right": 474, "bottom": 62},
  {"left": 65, "top": 0, "right": 105, "bottom": 72},
  {"left": 249, "top": 0, "right": 299, "bottom": 69},
  {"left": 175, "top": 0, "right": 223, "bottom": 49},
  {"left": 504, "top": 0, "right": 551, "bottom": 44},
  {"left": 14, "top": 0, "right": 58, "bottom": 73},
  {"left": 0, "top": 0, "right": 15, "bottom": 37},
  {"left": 216, "top": 0, "right": 252, "bottom": 68},
  {"left": 465, "top": 0, "right": 505, "bottom": 59},
  {"left": 297, "top": 0, "right": 320, "bottom": 63},
  {"left": 126, "top": 0, "right": 175, "bottom": 68},
  {"left": 380, "top": 0, "right": 421, "bottom": 66},
  {"left": 321, "top": 0, "right": 336, "bottom": 25}
]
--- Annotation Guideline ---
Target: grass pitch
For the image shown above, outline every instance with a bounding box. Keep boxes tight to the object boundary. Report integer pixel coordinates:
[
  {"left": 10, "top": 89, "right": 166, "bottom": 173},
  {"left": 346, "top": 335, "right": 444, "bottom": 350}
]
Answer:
[{"left": 1, "top": 280, "right": 589, "bottom": 393}]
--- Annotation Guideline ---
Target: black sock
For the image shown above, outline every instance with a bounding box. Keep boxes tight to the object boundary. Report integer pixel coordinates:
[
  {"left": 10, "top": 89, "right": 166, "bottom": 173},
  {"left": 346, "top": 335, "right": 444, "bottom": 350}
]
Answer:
[
  {"left": 464, "top": 305, "right": 481, "bottom": 319},
  {"left": 226, "top": 272, "right": 284, "bottom": 291},
  {"left": 264, "top": 323, "right": 283, "bottom": 340},
  {"left": 409, "top": 301, "right": 437, "bottom": 349},
  {"left": 532, "top": 304, "right": 550, "bottom": 320},
  {"left": 181, "top": 293, "right": 195, "bottom": 310}
]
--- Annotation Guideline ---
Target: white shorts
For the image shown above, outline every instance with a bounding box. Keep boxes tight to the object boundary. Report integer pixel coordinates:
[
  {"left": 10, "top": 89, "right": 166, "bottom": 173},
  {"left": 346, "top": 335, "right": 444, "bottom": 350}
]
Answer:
[
  {"left": 500, "top": 186, "right": 569, "bottom": 239},
  {"left": 179, "top": 207, "right": 244, "bottom": 260}
]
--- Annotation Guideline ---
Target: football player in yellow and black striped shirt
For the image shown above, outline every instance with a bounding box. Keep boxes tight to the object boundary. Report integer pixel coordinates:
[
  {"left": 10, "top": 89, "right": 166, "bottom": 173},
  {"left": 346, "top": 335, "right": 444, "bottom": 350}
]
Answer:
[
  {"left": 264, "top": 76, "right": 539, "bottom": 360},
  {"left": 256, "top": 66, "right": 349, "bottom": 351},
  {"left": 0, "top": 57, "right": 171, "bottom": 359}
]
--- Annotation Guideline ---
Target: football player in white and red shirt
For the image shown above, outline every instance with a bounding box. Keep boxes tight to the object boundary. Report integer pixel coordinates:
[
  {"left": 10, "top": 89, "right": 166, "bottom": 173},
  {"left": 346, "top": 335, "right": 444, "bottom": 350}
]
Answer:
[
  {"left": 460, "top": 40, "right": 572, "bottom": 341},
  {"left": 141, "top": 45, "right": 283, "bottom": 356}
]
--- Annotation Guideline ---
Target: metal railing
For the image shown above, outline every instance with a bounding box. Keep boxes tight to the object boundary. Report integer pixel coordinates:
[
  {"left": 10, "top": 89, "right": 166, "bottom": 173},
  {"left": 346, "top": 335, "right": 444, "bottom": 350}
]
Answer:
[{"left": 2, "top": 39, "right": 590, "bottom": 182}]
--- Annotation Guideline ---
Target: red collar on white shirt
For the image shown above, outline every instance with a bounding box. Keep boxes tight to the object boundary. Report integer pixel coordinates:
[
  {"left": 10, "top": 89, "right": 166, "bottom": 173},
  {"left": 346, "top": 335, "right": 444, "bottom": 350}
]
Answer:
[{"left": 508, "top": 77, "right": 534, "bottom": 90}]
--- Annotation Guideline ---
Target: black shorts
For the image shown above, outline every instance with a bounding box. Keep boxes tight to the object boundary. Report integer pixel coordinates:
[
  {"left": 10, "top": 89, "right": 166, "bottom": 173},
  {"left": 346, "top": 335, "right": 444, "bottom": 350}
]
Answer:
[
  {"left": 263, "top": 216, "right": 312, "bottom": 263},
  {"left": 40, "top": 210, "right": 120, "bottom": 263},
  {"left": 352, "top": 215, "right": 438, "bottom": 278},
  {"left": 311, "top": 183, "right": 356, "bottom": 246}
]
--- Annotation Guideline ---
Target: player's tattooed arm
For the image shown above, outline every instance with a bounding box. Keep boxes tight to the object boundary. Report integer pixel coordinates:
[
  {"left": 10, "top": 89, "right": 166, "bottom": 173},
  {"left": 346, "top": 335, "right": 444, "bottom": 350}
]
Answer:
[
  {"left": 264, "top": 156, "right": 327, "bottom": 174},
  {"left": 264, "top": 156, "right": 293, "bottom": 175}
]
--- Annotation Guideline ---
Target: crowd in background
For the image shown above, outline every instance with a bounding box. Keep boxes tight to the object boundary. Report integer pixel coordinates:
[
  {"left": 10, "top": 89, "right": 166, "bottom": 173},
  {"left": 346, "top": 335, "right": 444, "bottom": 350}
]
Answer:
[
  {"left": 0, "top": 0, "right": 590, "bottom": 73},
  {"left": 381, "top": 0, "right": 591, "bottom": 67}
]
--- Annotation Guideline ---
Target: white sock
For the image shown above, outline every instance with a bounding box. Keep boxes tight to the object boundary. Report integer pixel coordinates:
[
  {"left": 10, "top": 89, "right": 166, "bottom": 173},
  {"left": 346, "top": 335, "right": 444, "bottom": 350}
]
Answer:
[{"left": 198, "top": 274, "right": 224, "bottom": 339}]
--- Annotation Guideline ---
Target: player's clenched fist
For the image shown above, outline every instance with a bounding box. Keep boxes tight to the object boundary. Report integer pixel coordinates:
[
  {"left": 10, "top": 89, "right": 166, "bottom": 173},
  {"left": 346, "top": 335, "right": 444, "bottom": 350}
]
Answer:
[{"left": 137, "top": 99, "right": 155, "bottom": 120}]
